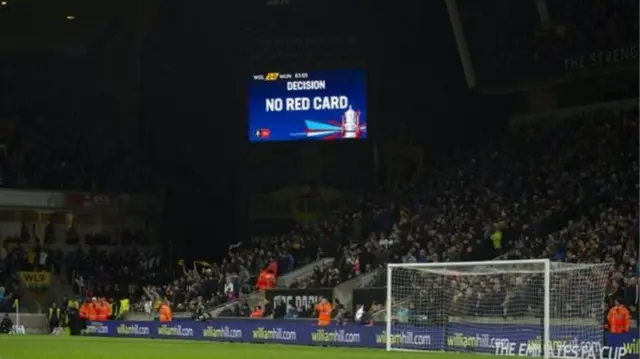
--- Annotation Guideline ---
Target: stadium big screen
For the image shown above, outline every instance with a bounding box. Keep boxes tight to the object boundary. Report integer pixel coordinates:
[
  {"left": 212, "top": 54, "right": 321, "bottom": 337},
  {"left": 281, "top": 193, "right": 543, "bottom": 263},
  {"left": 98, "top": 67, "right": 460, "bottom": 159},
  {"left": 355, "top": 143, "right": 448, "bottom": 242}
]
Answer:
[{"left": 248, "top": 69, "right": 367, "bottom": 142}]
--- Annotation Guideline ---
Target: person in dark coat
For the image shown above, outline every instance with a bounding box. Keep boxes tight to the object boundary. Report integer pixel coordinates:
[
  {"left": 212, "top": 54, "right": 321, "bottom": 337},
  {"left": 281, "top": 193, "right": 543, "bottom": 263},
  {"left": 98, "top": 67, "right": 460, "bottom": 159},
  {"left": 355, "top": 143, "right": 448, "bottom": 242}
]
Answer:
[{"left": 0, "top": 313, "right": 12, "bottom": 334}]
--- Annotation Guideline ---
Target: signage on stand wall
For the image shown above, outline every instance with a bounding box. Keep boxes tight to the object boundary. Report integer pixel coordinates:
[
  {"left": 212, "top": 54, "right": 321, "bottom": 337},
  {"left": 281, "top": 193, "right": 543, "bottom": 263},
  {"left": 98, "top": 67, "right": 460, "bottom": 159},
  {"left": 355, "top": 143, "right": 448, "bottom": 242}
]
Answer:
[{"left": 65, "top": 193, "right": 118, "bottom": 213}]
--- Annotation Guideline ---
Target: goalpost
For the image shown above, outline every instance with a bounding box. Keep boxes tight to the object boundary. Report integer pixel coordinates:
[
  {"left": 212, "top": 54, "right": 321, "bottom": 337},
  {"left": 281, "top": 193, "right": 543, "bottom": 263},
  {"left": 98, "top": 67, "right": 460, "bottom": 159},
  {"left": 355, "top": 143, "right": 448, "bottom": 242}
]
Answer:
[{"left": 386, "top": 259, "right": 612, "bottom": 358}]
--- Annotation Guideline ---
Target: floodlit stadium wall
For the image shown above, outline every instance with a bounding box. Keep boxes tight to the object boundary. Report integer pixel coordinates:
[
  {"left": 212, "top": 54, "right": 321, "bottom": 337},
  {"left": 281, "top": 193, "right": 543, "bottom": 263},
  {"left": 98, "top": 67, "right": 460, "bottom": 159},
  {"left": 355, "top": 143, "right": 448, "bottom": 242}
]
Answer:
[{"left": 83, "top": 319, "right": 639, "bottom": 359}]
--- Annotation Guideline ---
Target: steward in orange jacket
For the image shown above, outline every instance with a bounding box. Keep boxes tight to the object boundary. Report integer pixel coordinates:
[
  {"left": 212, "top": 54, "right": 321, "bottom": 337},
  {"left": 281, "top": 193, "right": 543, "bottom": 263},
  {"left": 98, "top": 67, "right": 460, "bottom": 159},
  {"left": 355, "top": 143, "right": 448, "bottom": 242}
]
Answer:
[
  {"left": 315, "top": 297, "right": 332, "bottom": 326},
  {"left": 606, "top": 298, "right": 631, "bottom": 334},
  {"left": 96, "top": 298, "right": 112, "bottom": 321},
  {"left": 87, "top": 298, "right": 98, "bottom": 321},
  {"left": 105, "top": 299, "right": 113, "bottom": 319},
  {"left": 79, "top": 302, "right": 89, "bottom": 320},
  {"left": 159, "top": 301, "right": 172, "bottom": 322}
]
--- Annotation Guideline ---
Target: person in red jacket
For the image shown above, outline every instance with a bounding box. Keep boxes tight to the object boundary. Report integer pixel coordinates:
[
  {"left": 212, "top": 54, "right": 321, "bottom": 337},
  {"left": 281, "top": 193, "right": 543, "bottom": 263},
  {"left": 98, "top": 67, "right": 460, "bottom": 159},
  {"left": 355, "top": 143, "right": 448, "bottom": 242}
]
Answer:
[
  {"left": 256, "top": 270, "right": 268, "bottom": 292},
  {"left": 266, "top": 257, "right": 278, "bottom": 276},
  {"left": 264, "top": 269, "right": 276, "bottom": 289}
]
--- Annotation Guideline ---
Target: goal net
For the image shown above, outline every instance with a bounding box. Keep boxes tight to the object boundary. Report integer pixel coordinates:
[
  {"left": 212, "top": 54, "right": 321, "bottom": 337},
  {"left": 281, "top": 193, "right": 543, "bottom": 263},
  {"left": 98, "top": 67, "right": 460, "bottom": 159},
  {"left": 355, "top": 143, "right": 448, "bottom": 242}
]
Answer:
[{"left": 386, "top": 259, "right": 611, "bottom": 358}]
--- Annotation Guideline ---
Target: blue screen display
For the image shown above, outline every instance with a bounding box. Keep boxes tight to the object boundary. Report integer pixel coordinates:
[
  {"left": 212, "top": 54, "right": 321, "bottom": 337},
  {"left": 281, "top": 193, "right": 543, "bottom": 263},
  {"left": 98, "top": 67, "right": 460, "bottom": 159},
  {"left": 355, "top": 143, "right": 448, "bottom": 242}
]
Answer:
[{"left": 248, "top": 69, "right": 367, "bottom": 142}]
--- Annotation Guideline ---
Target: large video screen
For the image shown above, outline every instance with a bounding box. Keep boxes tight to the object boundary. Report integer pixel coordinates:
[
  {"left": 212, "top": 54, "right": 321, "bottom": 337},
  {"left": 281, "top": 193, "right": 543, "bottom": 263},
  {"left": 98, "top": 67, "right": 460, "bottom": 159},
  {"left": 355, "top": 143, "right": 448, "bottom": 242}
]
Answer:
[{"left": 248, "top": 69, "right": 367, "bottom": 142}]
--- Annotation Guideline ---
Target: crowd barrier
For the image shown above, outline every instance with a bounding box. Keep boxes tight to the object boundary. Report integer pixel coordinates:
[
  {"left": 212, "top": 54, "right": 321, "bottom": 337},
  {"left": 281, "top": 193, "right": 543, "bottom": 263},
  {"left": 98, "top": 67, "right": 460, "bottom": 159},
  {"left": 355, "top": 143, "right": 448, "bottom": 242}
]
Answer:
[{"left": 85, "top": 319, "right": 639, "bottom": 358}]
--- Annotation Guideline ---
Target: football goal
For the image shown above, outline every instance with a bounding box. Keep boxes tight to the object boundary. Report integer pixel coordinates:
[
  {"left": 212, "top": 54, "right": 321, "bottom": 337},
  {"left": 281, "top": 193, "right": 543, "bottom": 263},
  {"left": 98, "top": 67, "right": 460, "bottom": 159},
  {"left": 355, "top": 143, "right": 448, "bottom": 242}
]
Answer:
[{"left": 386, "top": 259, "right": 611, "bottom": 358}]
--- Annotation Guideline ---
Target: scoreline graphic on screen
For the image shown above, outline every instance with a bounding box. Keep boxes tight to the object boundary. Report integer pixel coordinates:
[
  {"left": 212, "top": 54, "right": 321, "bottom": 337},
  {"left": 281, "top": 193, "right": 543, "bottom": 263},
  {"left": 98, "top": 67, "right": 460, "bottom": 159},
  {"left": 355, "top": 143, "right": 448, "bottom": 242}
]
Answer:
[{"left": 248, "top": 69, "right": 367, "bottom": 142}]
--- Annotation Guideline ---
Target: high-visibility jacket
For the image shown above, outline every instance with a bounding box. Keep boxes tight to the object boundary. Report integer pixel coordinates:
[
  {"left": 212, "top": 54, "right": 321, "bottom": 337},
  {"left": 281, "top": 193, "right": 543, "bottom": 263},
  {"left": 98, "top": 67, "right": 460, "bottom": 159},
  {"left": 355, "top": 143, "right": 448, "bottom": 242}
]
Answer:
[
  {"left": 87, "top": 304, "right": 98, "bottom": 321},
  {"left": 491, "top": 231, "right": 502, "bottom": 249},
  {"left": 67, "top": 300, "right": 79, "bottom": 310},
  {"left": 316, "top": 302, "right": 332, "bottom": 326},
  {"left": 159, "top": 304, "right": 172, "bottom": 322},
  {"left": 607, "top": 305, "right": 631, "bottom": 333},
  {"left": 48, "top": 308, "right": 61, "bottom": 322},
  {"left": 119, "top": 299, "right": 130, "bottom": 317},
  {"left": 79, "top": 303, "right": 89, "bottom": 319},
  {"left": 96, "top": 302, "right": 110, "bottom": 321}
]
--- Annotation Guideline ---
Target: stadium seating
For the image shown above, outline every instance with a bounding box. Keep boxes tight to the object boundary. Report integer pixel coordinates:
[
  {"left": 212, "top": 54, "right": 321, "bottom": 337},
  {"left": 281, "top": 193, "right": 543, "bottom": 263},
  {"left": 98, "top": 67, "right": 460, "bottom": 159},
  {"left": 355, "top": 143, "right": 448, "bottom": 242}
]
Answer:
[
  {"left": 364, "top": 103, "right": 638, "bottom": 321},
  {"left": 220, "top": 101, "right": 638, "bottom": 321},
  {"left": 1, "top": 99, "right": 636, "bottom": 323}
]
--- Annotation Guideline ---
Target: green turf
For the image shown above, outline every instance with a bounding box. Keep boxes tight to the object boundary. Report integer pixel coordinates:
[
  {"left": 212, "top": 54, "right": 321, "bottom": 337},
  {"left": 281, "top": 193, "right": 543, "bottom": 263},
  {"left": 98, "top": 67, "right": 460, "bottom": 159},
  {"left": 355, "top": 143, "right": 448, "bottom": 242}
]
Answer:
[{"left": 0, "top": 335, "right": 485, "bottom": 359}]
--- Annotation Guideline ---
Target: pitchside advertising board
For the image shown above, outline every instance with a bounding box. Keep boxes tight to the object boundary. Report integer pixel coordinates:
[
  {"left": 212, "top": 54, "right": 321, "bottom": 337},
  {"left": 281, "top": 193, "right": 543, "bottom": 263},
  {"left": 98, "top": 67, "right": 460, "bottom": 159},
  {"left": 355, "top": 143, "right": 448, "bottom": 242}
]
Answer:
[
  {"left": 265, "top": 288, "right": 333, "bottom": 318},
  {"left": 84, "top": 319, "right": 639, "bottom": 359},
  {"left": 248, "top": 69, "right": 367, "bottom": 142}
]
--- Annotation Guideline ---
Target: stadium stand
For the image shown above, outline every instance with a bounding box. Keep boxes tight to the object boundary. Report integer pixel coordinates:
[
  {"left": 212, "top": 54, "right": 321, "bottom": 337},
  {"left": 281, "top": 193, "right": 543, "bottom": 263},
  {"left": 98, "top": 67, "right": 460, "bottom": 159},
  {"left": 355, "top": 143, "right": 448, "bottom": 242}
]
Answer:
[
  {"left": 132, "top": 200, "right": 380, "bottom": 315},
  {"left": 0, "top": 0, "right": 636, "bottom": 342},
  {"left": 300, "top": 102, "right": 637, "bottom": 314},
  {"left": 66, "top": 248, "right": 163, "bottom": 299},
  {"left": 219, "top": 101, "right": 638, "bottom": 322},
  {"left": 362, "top": 102, "right": 639, "bottom": 322}
]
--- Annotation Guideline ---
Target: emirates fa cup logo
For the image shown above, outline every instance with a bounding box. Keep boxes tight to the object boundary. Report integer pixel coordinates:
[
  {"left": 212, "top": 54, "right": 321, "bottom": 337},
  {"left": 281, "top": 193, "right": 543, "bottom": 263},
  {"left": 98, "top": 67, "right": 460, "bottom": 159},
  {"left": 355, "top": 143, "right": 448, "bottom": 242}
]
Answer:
[{"left": 341, "top": 105, "right": 360, "bottom": 139}]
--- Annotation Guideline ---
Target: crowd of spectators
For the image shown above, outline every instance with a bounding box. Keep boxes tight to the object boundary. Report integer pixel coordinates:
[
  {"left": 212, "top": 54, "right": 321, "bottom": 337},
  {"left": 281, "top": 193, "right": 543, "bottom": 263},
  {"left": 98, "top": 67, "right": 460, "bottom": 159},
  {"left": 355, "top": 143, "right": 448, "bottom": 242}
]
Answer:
[
  {"left": 382, "top": 106, "right": 638, "bottom": 323},
  {"left": 290, "top": 237, "right": 387, "bottom": 289},
  {"left": 65, "top": 247, "right": 163, "bottom": 301},
  {"left": 129, "top": 235, "right": 326, "bottom": 313},
  {"left": 2, "top": 102, "right": 636, "bottom": 325},
  {"left": 216, "top": 103, "right": 638, "bottom": 322},
  {"left": 124, "top": 180, "right": 407, "bottom": 315}
]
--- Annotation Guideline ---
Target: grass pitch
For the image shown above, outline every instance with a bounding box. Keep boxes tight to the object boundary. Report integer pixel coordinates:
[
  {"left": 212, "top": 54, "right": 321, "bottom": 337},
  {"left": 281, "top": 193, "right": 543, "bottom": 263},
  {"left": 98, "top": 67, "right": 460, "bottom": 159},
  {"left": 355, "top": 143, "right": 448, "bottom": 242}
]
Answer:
[{"left": 0, "top": 335, "right": 486, "bottom": 359}]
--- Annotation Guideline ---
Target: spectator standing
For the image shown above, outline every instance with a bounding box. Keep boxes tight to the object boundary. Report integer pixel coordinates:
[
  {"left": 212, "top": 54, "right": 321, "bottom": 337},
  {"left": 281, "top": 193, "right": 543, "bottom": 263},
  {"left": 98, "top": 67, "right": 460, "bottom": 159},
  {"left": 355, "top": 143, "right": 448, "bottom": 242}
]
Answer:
[
  {"left": 224, "top": 277, "right": 235, "bottom": 301},
  {"left": 143, "top": 296, "right": 152, "bottom": 317},
  {"left": 237, "top": 265, "right": 251, "bottom": 295}
]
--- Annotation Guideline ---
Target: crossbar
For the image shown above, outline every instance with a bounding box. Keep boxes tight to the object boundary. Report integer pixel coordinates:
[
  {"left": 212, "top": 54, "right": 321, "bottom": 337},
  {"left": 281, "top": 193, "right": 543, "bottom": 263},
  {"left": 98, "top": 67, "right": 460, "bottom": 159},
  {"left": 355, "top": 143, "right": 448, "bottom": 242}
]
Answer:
[{"left": 387, "top": 258, "right": 550, "bottom": 269}]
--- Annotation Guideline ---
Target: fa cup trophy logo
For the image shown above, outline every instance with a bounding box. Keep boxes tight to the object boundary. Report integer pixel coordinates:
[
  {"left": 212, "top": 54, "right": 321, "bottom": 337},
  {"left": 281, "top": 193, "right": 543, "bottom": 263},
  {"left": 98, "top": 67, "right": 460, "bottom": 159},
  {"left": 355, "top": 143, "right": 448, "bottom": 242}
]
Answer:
[{"left": 341, "top": 105, "right": 360, "bottom": 139}]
